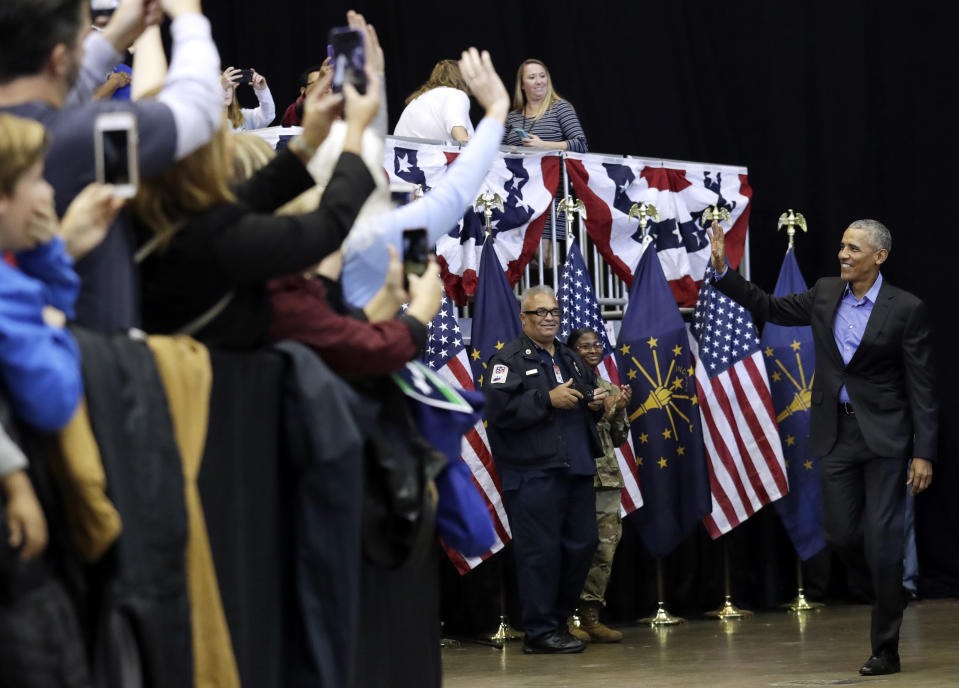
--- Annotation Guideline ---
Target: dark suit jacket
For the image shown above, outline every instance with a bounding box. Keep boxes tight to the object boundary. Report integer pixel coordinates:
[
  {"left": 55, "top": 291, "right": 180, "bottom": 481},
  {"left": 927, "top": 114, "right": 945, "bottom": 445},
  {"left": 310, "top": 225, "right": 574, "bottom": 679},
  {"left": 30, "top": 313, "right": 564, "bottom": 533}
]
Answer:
[{"left": 716, "top": 269, "right": 938, "bottom": 460}]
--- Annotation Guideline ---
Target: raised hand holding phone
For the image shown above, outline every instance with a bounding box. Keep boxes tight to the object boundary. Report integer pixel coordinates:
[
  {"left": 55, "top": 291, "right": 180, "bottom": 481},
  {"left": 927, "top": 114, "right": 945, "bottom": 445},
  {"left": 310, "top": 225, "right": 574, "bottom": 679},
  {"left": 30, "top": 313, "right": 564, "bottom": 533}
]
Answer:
[{"left": 329, "top": 26, "right": 367, "bottom": 94}]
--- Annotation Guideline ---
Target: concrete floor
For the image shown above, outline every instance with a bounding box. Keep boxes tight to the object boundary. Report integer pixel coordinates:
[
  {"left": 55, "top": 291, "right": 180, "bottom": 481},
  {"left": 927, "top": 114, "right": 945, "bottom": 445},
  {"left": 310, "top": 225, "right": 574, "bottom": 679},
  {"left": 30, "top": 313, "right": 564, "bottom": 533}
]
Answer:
[{"left": 442, "top": 599, "right": 959, "bottom": 687}]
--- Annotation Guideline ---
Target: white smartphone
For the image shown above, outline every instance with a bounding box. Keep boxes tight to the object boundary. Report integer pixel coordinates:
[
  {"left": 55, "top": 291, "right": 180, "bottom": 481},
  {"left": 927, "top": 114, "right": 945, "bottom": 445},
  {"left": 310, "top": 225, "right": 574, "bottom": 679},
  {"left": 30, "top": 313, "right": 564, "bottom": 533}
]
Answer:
[{"left": 94, "top": 111, "right": 139, "bottom": 198}]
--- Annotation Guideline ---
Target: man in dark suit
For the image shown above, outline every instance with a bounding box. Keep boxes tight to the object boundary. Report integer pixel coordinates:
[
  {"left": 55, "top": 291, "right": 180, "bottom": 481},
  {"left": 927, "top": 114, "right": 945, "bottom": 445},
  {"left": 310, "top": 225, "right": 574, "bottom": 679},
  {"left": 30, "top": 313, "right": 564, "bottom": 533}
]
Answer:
[
  {"left": 484, "top": 286, "right": 604, "bottom": 654},
  {"left": 708, "top": 219, "right": 937, "bottom": 676}
]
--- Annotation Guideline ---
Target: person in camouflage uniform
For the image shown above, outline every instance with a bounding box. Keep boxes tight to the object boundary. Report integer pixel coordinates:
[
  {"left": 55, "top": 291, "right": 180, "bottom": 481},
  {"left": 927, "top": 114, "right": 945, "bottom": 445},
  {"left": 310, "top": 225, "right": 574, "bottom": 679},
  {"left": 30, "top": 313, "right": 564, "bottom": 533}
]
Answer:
[{"left": 567, "top": 328, "right": 632, "bottom": 642}]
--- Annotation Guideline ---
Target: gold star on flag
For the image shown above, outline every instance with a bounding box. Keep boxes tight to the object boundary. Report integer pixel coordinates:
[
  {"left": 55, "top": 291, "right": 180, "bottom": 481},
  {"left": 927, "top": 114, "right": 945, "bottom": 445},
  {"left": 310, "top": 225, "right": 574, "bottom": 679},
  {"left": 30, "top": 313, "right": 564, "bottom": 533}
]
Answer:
[
  {"left": 691, "top": 395, "right": 698, "bottom": 406},
  {"left": 804, "top": 460, "right": 813, "bottom": 470},
  {"left": 662, "top": 428, "right": 672, "bottom": 440},
  {"left": 637, "top": 457, "right": 644, "bottom": 466},
  {"left": 478, "top": 375, "right": 484, "bottom": 387},
  {"left": 620, "top": 343, "right": 630, "bottom": 355},
  {"left": 790, "top": 340, "right": 801, "bottom": 352},
  {"left": 495, "top": 340, "right": 505, "bottom": 350},
  {"left": 627, "top": 369, "right": 638, "bottom": 380},
  {"left": 785, "top": 459, "right": 790, "bottom": 468},
  {"left": 671, "top": 378, "right": 684, "bottom": 390},
  {"left": 658, "top": 457, "right": 668, "bottom": 469},
  {"left": 647, "top": 336, "right": 658, "bottom": 349},
  {"left": 772, "top": 371, "right": 782, "bottom": 382},
  {"left": 785, "top": 435, "right": 796, "bottom": 447},
  {"left": 676, "top": 446, "right": 686, "bottom": 456},
  {"left": 471, "top": 349, "right": 481, "bottom": 361},
  {"left": 672, "top": 345, "right": 683, "bottom": 356},
  {"left": 639, "top": 432, "right": 649, "bottom": 444},
  {"left": 687, "top": 366, "right": 695, "bottom": 376},
  {"left": 764, "top": 346, "right": 774, "bottom": 357}
]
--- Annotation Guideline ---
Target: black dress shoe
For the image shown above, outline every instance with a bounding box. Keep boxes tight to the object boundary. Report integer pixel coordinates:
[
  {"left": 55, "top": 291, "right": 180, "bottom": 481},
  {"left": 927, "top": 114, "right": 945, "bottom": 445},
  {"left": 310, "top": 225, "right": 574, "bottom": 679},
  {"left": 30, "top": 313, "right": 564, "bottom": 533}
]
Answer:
[
  {"left": 859, "top": 654, "right": 901, "bottom": 675},
  {"left": 523, "top": 629, "right": 586, "bottom": 654}
]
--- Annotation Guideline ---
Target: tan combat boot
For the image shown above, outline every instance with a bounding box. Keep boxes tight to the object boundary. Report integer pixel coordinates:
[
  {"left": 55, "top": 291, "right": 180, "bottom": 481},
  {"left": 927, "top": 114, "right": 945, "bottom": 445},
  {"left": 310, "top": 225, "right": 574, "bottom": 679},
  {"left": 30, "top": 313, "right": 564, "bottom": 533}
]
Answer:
[
  {"left": 579, "top": 602, "right": 623, "bottom": 643},
  {"left": 567, "top": 616, "right": 590, "bottom": 643}
]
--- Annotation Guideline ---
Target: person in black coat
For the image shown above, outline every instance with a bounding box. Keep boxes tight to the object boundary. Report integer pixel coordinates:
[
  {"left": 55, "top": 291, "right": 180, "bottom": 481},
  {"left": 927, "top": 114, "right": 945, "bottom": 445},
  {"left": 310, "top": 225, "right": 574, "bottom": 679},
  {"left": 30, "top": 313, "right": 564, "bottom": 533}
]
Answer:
[
  {"left": 708, "top": 219, "right": 937, "bottom": 677},
  {"left": 131, "top": 67, "right": 381, "bottom": 349},
  {"left": 483, "top": 285, "right": 606, "bottom": 654}
]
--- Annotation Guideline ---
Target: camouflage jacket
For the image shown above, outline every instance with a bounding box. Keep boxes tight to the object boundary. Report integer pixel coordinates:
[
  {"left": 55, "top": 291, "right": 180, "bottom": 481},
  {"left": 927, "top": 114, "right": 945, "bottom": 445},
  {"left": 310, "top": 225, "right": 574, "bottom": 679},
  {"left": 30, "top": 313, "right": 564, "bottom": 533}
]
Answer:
[{"left": 594, "top": 376, "right": 629, "bottom": 488}]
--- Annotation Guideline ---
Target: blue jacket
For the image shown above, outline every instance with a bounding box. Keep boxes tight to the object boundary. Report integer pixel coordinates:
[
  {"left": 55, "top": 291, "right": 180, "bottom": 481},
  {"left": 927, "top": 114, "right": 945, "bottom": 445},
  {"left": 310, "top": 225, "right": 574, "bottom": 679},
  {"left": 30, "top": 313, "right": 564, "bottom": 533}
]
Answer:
[
  {"left": 0, "top": 238, "right": 82, "bottom": 431},
  {"left": 484, "top": 334, "right": 602, "bottom": 471}
]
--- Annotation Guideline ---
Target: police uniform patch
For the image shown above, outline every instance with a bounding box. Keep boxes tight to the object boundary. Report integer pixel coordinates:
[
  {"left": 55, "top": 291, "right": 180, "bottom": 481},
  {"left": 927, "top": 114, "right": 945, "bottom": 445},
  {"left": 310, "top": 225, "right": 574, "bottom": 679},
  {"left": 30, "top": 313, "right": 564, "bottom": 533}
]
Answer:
[{"left": 490, "top": 364, "right": 509, "bottom": 384}]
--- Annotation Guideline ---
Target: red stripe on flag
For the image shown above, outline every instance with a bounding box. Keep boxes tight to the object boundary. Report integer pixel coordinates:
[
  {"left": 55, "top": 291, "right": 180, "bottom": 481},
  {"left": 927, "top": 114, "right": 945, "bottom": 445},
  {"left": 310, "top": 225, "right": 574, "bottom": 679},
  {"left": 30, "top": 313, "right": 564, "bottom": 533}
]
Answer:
[
  {"left": 447, "top": 355, "right": 476, "bottom": 391},
  {"left": 441, "top": 541, "right": 471, "bottom": 574},
  {"left": 709, "top": 372, "right": 764, "bottom": 513},
  {"left": 505, "top": 155, "right": 559, "bottom": 285},
  {"left": 564, "top": 159, "right": 633, "bottom": 285},
  {"left": 726, "top": 367, "right": 773, "bottom": 506},
  {"left": 740, "top": 357, "right": 789, "bottom": 495},
  {"left": 725, "top": 174, "right": 751, "bottom": 271},
  {"left": 695, "top": 376, "right": 742, "bottom": 533}
]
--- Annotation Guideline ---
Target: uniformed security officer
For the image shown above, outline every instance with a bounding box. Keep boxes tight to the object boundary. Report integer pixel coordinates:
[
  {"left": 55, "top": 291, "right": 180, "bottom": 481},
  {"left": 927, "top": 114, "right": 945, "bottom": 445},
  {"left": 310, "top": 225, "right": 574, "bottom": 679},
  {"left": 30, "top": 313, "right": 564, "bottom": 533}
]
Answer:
[{"left": 484, "top": 285, "right": 605, "bottom": 654}]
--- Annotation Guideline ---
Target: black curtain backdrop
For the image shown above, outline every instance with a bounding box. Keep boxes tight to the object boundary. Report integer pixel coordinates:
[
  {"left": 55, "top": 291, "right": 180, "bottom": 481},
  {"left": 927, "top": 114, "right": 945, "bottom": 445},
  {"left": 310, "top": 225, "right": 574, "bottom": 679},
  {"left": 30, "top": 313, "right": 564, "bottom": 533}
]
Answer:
[{"left": 202, "top": 0, "right": 959, "bottom": 601}]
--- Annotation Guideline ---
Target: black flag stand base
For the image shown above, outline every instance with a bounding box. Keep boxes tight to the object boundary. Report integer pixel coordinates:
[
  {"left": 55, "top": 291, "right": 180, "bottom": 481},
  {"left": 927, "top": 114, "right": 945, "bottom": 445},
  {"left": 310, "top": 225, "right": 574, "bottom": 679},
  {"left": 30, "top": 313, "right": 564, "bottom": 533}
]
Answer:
[
  {"left": 638, "top": 558, "right": 685, "bottom": 625},
  {"left": 781, "top": 554, "right": 825, "bottom": 612},
  {"left": 704, "top": 539, "right": 753, "bottom": 619}
]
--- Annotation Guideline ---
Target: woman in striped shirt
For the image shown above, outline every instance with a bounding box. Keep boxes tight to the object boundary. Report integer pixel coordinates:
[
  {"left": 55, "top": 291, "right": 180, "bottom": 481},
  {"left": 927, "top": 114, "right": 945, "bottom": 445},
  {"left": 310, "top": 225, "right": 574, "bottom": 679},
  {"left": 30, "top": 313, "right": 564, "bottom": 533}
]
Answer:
[
  {"left": 503, "top": 59, "right": 587, "bottom": 266},
  {"left": 503, "top": 59, "right": 587, "bottom": 152}
]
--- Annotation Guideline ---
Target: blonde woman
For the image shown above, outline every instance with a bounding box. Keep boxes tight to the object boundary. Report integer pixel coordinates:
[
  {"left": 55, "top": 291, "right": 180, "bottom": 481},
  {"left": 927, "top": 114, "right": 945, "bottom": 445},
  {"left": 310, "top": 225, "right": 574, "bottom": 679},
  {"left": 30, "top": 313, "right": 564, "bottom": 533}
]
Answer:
[
  {"left": 503, "top": 59, "right": 587, "bottom": 266},
  {"left": 394, "top": 59, "right": 473, "bottom": 142},
  {"left": 502, "top": 59, "right": 586, "bottom": 152}
]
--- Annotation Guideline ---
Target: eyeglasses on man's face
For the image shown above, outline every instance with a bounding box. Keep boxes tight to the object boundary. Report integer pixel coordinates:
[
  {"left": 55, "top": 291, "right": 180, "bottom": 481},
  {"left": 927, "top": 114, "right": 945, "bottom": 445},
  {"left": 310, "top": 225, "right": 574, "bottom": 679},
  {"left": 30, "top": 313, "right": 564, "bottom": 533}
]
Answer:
[
  {"left": 575, "top": 342, "right": 604, "bottom": 351},
  {"left": 522, "top": 307, "right": 562, "bottom": 318}
]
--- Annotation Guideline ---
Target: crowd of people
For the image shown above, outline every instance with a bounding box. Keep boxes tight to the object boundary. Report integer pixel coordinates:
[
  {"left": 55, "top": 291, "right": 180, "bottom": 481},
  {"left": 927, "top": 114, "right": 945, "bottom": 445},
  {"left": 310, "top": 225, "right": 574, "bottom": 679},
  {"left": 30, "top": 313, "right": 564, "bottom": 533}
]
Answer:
[{"left": 0, "top": 0, "right": 937, "bottom": 685}]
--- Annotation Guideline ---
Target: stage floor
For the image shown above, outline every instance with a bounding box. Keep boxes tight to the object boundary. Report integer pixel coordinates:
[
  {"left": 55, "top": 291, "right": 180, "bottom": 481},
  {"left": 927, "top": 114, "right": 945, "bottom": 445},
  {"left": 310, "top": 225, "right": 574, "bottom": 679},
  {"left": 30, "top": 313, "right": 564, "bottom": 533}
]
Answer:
[{"left": 442, "top": 599, "right": 958, "bottom": 687}]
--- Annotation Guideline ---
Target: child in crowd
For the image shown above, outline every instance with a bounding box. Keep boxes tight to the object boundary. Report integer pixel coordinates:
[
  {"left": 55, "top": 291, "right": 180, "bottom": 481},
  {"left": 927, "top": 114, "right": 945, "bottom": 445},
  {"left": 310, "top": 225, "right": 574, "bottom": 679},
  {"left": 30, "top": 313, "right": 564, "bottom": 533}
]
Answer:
[{"left": 0, "top": 113, "right": 121, "bottom": 560}]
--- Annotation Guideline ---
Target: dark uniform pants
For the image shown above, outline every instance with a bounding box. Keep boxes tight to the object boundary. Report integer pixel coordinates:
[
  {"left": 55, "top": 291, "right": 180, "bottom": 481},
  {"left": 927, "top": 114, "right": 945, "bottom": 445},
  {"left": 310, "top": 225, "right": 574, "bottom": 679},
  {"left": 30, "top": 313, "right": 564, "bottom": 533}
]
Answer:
[
  {"left": 503, "top": 473, "right": 598, "bottom": 639},
  {"left": 820, "top": 413, "right": 907, "bottom": 658}
]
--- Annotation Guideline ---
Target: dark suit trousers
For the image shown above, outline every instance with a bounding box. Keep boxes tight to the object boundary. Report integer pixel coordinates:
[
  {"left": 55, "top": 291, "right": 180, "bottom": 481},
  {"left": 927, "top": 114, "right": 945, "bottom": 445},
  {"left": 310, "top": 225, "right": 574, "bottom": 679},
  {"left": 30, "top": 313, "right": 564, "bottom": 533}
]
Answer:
[
  {"left": 820, "top": 413, "right": 907, "bottom": 658},
  {"left": 503, "top": 473, "right": 598, "bottom": 639}
]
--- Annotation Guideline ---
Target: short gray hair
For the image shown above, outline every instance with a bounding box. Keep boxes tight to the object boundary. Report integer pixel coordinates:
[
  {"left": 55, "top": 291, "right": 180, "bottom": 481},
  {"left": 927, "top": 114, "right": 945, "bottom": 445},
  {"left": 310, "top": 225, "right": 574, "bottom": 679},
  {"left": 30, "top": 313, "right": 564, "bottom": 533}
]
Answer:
[
  {"left": 847, "top": 219, "right": 891, "bottom": 253},
  {"left": 520, "top": 285, "right": 556, "bottom": 310}
]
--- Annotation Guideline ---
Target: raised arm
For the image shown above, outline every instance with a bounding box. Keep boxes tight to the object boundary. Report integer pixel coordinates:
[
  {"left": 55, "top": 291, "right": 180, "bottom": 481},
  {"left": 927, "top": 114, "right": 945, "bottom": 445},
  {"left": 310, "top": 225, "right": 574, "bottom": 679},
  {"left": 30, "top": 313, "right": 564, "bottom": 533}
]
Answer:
[
  {"left": 65, "top": 0, "right": 163, "bottom": 105},
  {"left": 340, "top": 47, "right": 509, "bottom": 307},
  {"left": 154, "top": 0, "right": 224, "bottom": 160},
  {"left": 240, "top": 70, "right": 276, "bottom": 129}
]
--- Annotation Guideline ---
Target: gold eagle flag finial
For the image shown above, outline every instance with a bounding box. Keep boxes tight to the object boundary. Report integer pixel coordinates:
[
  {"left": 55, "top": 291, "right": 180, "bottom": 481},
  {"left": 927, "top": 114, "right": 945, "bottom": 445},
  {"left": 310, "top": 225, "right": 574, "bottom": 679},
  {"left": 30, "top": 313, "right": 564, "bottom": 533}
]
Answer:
[
  {"left": 700, "top": 204, "right": 731, "bottom": 228},
  {"left": 558, "top": 196, "right": 587, "bottom": 239},
  {"left": 628, "top": 202, "right": 659, "bottom": 243},
  {"left": 777, "top": 209, "right": 808, "bottom": 248},
  {"left": 475, "top": 191, "right": 505, "bottom": 235}
]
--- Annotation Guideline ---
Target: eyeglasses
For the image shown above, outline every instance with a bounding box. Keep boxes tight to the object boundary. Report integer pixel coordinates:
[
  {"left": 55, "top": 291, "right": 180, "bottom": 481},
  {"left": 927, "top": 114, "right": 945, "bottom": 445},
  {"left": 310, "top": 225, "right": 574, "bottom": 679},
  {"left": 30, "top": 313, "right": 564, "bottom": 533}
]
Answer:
[
  {"left": 575, "top": 343, "right": 604, "bottom": 351},
  {"left": 522, "top": 307, "right": 562, "bottom": 318}
]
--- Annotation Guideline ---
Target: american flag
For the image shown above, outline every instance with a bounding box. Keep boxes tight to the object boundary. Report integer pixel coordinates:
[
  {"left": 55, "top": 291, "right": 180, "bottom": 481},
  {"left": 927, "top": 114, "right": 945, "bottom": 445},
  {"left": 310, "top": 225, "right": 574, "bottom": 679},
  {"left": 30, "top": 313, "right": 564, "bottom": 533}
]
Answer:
[
  {"left": 689, "top": 264, "right": 789, "bottom": 537},
  {"left": 558, "top": 240, "right": 643, "bottom": 515},
  {"left": 424, "top": 296, "right": 511, "bottom": 572}
]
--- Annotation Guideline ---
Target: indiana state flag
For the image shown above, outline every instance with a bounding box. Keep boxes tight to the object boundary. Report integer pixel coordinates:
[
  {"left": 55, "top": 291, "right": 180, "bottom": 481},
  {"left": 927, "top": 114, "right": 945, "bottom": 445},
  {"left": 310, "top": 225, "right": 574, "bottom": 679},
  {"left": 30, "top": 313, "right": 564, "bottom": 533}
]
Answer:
[
  {"left": 761, "top": 247, "right": 826, "bottom": 560},
  {"left": 469, "top": 236, "right": 521, "bottom": 389},
  {"left": 617, "top": 243, "right": 711, "bottom": 558}
]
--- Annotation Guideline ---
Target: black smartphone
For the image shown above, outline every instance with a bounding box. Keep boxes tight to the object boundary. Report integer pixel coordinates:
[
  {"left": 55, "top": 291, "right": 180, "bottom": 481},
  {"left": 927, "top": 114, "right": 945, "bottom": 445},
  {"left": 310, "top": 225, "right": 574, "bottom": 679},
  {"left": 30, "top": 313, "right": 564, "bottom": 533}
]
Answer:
[
  {"left": 402, "top": 228, "right": 429, "bottom": 277},
  {"left": 328, "top": 27, "right": 366, "bottom": 94},
  {"left": 236, "top": 68, "right": 254, "bottom": 84}
]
